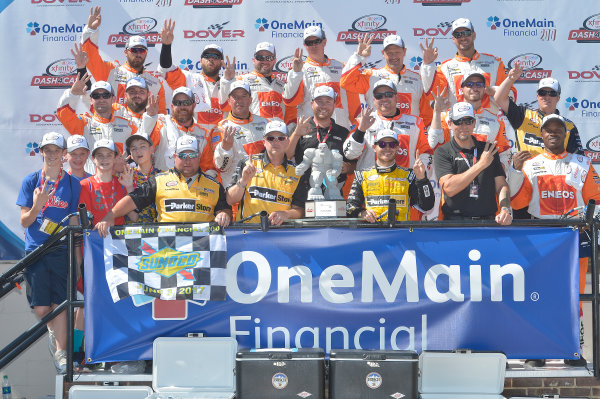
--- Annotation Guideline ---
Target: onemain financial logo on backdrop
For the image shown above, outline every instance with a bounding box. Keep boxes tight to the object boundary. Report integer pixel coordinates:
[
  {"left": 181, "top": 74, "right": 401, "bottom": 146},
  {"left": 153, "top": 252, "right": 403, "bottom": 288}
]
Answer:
[
  {"left": 107, "top": 18, "right": 161, "bottom": 47},
  {"left": 184, "top": 21, "right": 245, "bottom": 42},
  {"left": 412, "top": 21, "right": 453, "bottom": 40},
  {"left": 25, "top": 21, "right": 84, "bottom": 42},
  {"left": 507, "top": 53, "right": 552, "bottom": 83},
  {"left": 178, "top": 58, "right": 249, "bottom": 73},
  {"left": 568, "top": 65, "right": 600, "bottom": 83},
  {"left": 568, "top": 14, "right": 600, "bottom": 43},
  {"left": 337, "top": 14, "right": 396, "bottom": 45},
  {"left": 486, "top": 16, "right": 557, "bottom": 41},
  {"left": 564, "top": 96, "right": 600, "bottom": 118},
  {"left": 254, "top": 17, "right": 322, "bottom": 39},
  {"left": 31, "top": 59, "right": 78, "bottom": 89},
  {"left": 184, "top": 0, "right": 242, "bottom": 8}
]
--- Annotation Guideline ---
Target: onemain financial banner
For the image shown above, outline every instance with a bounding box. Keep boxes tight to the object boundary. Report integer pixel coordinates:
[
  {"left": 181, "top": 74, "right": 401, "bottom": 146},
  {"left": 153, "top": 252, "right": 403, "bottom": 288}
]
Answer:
[{"left": 84, "top": 227, "right": 579, "bottom": 362}]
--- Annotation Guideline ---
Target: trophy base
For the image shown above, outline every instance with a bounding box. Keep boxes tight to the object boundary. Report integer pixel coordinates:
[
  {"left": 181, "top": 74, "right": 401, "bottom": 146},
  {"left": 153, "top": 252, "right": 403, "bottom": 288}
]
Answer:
[{"left": 305, "top": 200, "right": 346, "bottom": 218}]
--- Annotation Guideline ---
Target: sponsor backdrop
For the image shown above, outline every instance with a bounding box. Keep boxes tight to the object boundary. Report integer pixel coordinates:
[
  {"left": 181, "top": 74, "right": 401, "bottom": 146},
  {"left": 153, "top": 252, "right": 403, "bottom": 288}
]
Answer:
[
  {"left": 84, "top": 227, "right": 579, "bottom": 361},
  {"left": 2, "top": 0, "right": 600, "bottom": 257}
]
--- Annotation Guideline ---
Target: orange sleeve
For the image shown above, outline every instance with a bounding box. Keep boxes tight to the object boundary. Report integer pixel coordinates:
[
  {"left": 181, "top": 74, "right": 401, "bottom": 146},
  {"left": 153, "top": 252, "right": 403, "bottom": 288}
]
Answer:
[
  {"left": 496, "top": 60, "right": 517, "bottom": 102},
  {"left": 209, "top": 125, "right": 223, "bottom": 152},
  {"left": 157, "top": 80, "right": 167, "bottom": 115},
  {"left": 283, "top": 80, "right": 305, "bottom": 108},
  {"left": 345, "top": 89, "right": 362, "bottom": 126},
  {"left": 56, "top": 104, "right": 86, "bottom": 136},
  {"left": 510, "top": 170, "right": 533, "bottom": 209},
  {"left": 441, "top": 118, "right": 451, "bottom": 146},
  {"left": 425, "top": 65, "right": 449, "bottom": 96},
  {"left": 199, "top": 138, "right": 216, "bottom": 173},
  {"left": 163, "top": 67, "right": 187, "bottom": 90},
  {"left": 582, "top": 167, "right": 600, "bottom": 204},
  {"left": 415, "top": 117, "right": 432, "bottom": 155},
  {"left": 340, "top": 65, "right": 372, "bottom": 95},
  {"left": 82, "top": 38, "right": 114, "bottom": 82},
  {"left": 283, "top": 103, "right": 298, "bottom": 125},
  {"left": 148, "top": 119, "right": 162, "bottom": 147},
  {"left": 495, "top": 119, "right": 510, "bottom": 153},
  {"left": 418, "top": 91, "right": 434, "bottom": 128}
]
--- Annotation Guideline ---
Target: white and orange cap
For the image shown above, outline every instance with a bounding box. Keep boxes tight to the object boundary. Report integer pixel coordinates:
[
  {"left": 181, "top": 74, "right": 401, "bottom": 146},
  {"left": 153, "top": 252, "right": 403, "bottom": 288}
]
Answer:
[
  {"left": 176, "top": 135, "right": 199, "bottom": 153},
  {"left": 228, "top": 80, "right": 251, "bottom": 96},
  {"left": 92, "top": 139, "right": 117, "bottom": 156},
  {"left": 67, "top": 135, "right": 89, "bottom": 153},
  {"left": 40, "top": 132, "right": 66, "bottom": 150}
]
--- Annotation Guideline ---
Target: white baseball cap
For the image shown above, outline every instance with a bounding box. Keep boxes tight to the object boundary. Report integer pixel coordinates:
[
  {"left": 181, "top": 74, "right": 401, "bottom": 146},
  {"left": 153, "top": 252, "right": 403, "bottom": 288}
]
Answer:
[
  {"left": 172, "top": 86, "right": 194, "bottom": 101},
  {"left": 92, "top": 139, "right": 117, "bottom": 156},
  {"left": 40, "top": 132, "right": 66, "bottom": 150},
  {"left": 90, "top": 81, "right": 113, "bottom": 95},
  {"left": 202, "top": 44, "right": 223, "bottom": 56},
  {"left": 375, "top": 129, "right": 399, "bottom": 143},
  {"left": 255, "top": 41, "right": 275, "bottom": 55},
  {"left": 373, "top": 79, "right": 397, "bottom": 92},
  {"left": 67, "top": 135, "right": 89, "bottom": 153},
  {"left": 461, "top": 71, "right": 486, "bottom": 86},
  {"left": 312, "top": 85, "right": 336, "bottom": 100},
  {"left": 303, "top": 25, "right": 325, "bottom": 41},
  {"left": 538, "top": 77, "right": 561, "bottom": 93},
  {"left": 228, "top": 80, "right": 251, "bottom": 96},
  {"left": 176, "top": 135, "right": 199, "bottom": 153},
  {"left": 126, "top": 132, "right": 153, "bottom": 149},
  {"left": 540, "top": 114, "right": 567, "bottom": 131},
  {"left": 383, "top": 34, "right": 405, "bottom": 49},
  {"left": 452, "top": 17, "right": 474, "bottom": 33},
  {"left": 126, "top": 76, "right": 147, "bottom": 91},
  {"left": 265, "top": 120, "right": 288, "bottom": 137},
  {"left": 451, "top": 102, "right": 475, "bottom": 120},
  {"left": 125, "top": 35, "right": 148, "bottom": 49}
]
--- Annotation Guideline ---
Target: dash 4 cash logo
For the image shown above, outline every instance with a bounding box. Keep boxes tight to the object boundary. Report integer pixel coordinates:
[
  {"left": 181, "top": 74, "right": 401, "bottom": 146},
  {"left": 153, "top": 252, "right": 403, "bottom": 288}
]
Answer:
[
  {"left": 486, "top": 16, "right": 556, "bottom": 41},
  {"left": 568, "top": 14, "right": 600, "bottom": 43},
  {"left": 337, "top": 14, "right": 396, "bottom": 45},
  {"left": 107, "top": 17, "right": 161, "bottom": 47},
  {"left": 506, "top": 53, "right": 552, "bottom": 83},
  {"left": 26, "top": 21, "right": 84, "bottom": 42},
  {"left": 31, "top": 59, "right": 78, "bottom": 89}
]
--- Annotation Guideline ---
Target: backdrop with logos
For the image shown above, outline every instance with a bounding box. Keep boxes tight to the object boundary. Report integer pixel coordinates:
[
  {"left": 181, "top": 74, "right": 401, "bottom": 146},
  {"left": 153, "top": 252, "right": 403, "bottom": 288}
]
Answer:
[{"left": 1, "top": 0, "right": 599, "bottom": 257}]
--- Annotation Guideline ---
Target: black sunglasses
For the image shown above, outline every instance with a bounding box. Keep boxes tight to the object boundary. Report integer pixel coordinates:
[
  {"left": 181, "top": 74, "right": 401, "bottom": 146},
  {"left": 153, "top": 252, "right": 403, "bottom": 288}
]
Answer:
[
  {"left": 304, "top": 38, "right": 323, "bottom": 47},
  {"left": 377, "top": 141, "right": 398, "bottom": 148},
  {"left": 172, "top": 99, "right": 194, "bottom": 107},
  {"left": 452, "top": 29, "right": 473, "bottom": 39},
  {"left": 265, "top": 136, "right": 287, "bottom": 142},
  {"left": 374, "top": 92, "right": 396, "bottom": 100},
  {"left": 91, "top": 92, "right": 112, "bottom": 100},
  {"left": 128, "top": 47, "right": 147, "bottom": 54},
  {"left": 255, "top": 54, "right": 275, "bottom": 62},
  {"left": 463, "top": 81, "right": 485, "bottom": 88},
  {"left": 537, "top": 89, "right": 559, "bottom": 97},
  {"left": 452, "top": 117, "right": 476, "bottom": 126},
  {"left": 202, "top": 52, "right": 223, "bottom": 60}
]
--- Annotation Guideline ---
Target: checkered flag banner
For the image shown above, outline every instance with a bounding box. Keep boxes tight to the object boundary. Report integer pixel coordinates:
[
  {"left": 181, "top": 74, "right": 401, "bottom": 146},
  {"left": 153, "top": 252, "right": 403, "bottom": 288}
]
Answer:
[{"left": 104, "top": 223, "right": 227, "bottom": 302}]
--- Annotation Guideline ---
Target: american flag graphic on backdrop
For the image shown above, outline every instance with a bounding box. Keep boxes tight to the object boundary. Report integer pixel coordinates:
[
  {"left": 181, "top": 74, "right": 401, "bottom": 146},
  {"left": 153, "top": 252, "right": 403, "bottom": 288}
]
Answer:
[{"left": 103, "top": 223, "right": 227, "bottom": 302}]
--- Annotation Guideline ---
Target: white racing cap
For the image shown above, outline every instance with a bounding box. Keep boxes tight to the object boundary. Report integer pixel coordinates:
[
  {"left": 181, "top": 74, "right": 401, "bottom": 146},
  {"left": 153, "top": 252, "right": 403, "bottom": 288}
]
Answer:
[
  {"left": 126, "top": 132, "right": 153, "bottom": 149},
  {"left": 92, "top": 139, "right": 117, "bottom": 156},
  {"left": 450, "top": 102, "right": 475, "bottom": 120},
  {"left": 383, "top": 34, "right": 405, "bottom": 49},
  {"left": 264, "top": 120, "right": 288, "bottom": 137},
  {"left": 172, "top": 87, "right": 194, "bottom": 101},
  {"left": 375, "top": 129, "right": 399, "bottom": 143},
  {"left": 540, "top": 114, "right": 567, "bottom": 131},
  {"left": 202, "top": 44, "right": 223, "bottom": 56},
  {"left": 312, "top": 85, "right": 336, "bottom": 100},
  {"left": 40, "top": 132, "right": 66, "bottom": 150},
  {"left": 452, "top": 17, "right": 474, "bottom": 32},
  {"left": 461, "top": 71, "right": 486, "bottom": 86},
  {"left": 538, "top": 77, "right": 561, "bottom": 93},
  {"left": 255, "top": 41, "right": 275, "bottom": 55},
  {"left": 373, "top": 79, "right": 397, "bottom": 92},
  {"left": 67, "top": 135, "right": 89, "bottom": 153},
  {"left": 228, "top": 80, "right": 251, "bottom": 96},
  {"left": 126, "top": 35, "right": 148, "bottom": 49},
  {"left": 176, "top": 135, "right": 199, "bottom": 153},
  {"left": 126, "top": 76, "right": 147, "bottom": 91},
  {"left": 90, "top": 81, "right": 113, "bottom": 94},
  {"left": 303, "top": 25, "right": 325, "bottom": 40}
]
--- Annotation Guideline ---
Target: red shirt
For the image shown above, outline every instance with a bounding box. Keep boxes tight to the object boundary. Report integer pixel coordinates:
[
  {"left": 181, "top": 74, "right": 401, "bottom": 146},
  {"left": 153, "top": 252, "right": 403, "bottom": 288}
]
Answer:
[{"left": 79, "top": 176, "right": 128, "bottom": 226}]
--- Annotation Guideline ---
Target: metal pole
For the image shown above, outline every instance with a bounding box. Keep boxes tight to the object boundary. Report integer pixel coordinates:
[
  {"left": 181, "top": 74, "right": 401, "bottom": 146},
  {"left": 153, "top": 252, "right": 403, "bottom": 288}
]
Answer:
[
  {"left": 66, "top": 229, "right": 75, "bottom": 382},
  {"left": 592, "top": 220, "right": 599, "bottom": 378}
]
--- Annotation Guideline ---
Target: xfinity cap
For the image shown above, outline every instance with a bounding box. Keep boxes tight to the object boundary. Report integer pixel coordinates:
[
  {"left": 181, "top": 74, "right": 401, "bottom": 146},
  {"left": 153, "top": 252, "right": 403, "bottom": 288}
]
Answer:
[
  {"left": 228, "top": 81, "right": 251, "bottom": 96},
  {"left": 312, "top": 85, "right": 336, "bottom": 100},
  {"left": 383, "top": 34, "right": 405, "bottom": 49},
  {"left": 373, "top": 79, "right": 397, "bottom": 92},
  {"left": 540, "top": 114, "right": 567, "bottom": 131},
  {"left": 67, "top": 135, "right": 89, "bottom": 153},
  {"left": 538, "top": 77, "right": 561, "bottom": 94},
  {"left": 375, "top": 129, "right": 399, "bottom": 143},
  {"left": 126, "top": 132, "right": 153, "bottom": 149},
  {"left": 264, "top": 120, "right": 288, "bottom": 137},
  {"left": 126, "top": 76, "right": 147, "bottom": 91},
  {"left": 172, "top": 87, "right": 194, "bottom": 101},
  {"left": 451, "top": 102, "right": 475, "bottom": 120},
  {"left": 90, "top": 81, "right": 113, "bottom": 95},
  {"left": 461, "top": 71, "right": 486, "bottom": 86},
  {"left": 40, "top": 132, "right": 66, "bottom": 150},
  {"left": 125, "top": 35, "right": 148, "bottom": 49},
  {"left": 92, "top": 139, "right": 117, "bottom": 156},
  {"left": 176, "top": 135, "right": 199, "bottom": 153},
  {"left": 201, "top": 44, "right": 223, "bottom": 57},
  {"left": 303, "top": 25, "right": 325, "bottom": 40},
  {"left": 255, "top": 41, "right": 275, "bottom": 55},
  {"left": 452, "top": 18, "right": 473, "bottom": 33}
]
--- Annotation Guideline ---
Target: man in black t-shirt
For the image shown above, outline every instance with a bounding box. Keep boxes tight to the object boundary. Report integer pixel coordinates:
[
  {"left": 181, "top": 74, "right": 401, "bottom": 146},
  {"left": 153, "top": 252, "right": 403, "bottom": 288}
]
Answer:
[{"left": 433, "top": 102, "right": 512, "bottom": 224}]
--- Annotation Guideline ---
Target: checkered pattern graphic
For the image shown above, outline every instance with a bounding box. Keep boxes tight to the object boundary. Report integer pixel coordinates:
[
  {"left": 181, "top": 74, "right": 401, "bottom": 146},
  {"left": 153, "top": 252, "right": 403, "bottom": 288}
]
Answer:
[{"left": 104, "top": 224, "right": 227, "bottom": 302}]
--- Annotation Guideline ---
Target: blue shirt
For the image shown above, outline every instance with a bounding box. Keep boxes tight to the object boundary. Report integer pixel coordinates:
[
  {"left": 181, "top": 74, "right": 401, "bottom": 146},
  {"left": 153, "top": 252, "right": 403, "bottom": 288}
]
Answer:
[{"left": 16, "top": 169, "right": 81, "bottom": 251}]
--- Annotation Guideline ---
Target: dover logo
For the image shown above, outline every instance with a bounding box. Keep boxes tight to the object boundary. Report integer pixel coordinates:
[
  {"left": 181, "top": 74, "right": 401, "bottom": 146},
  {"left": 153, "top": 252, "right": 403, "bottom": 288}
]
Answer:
[
  {"left": 507, "top": 53, "right": 552, "bottom": 83},
  {"left": 137, "top": 241, "right": 200, "bottom": 280},
  {"left": 412, "top": 21, "right": 453, "bottom": 39},
  {"left": 184, "top": 21, "right": 245, "bottom": 41},
  {"left": 26, "top": 21, "right": 84, "bottom": 42},
  {"left": 108, "top": 17, "right": 160, "bottom": 47},
  {"left": 568, "top": 65, "right": 600, "bottom": 82},
  {"left": 413, "top": 0, "right": 470, "bottom": 5},
  {"left": 184, "top": 0, "right": 242, "bottom": 8},
  {"left": 568, "top": 14, "right": 600, "bottom": 43},
  {"left": 254, "top": 17, "right": 322, "bottom": 39},
  {"left": 565, "top": 96, "right": 600, "bottom": 118},
  {"left": 29, "top": 111, "right": 61, "bottom": 126},
  {"left": 487, "top": 16, "right": 556, "bottom": 41},
  {"left": 337, "top": 14, "right": 395, "bottom": 45},
  {"left": 31, "top": 59, "right": 78, "bottom": 89}
]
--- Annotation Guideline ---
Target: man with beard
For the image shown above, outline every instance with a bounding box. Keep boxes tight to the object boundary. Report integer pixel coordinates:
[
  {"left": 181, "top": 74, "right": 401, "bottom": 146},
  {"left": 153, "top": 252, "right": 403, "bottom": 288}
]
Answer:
[
  {"left": 159, "top": 19, "right": 222, "bottom": 138},
  {"left": 153, "top": 87, "right": 216, "bottom": 176},
  {"left": 81, "top": 7, "right": 167, "bottom": 114}
]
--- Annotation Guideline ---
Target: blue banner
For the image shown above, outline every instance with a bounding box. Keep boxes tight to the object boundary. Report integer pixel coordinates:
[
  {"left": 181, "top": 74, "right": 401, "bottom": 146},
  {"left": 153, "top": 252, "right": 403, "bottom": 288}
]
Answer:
[{"left": 84, "top": 227, "right": 579, "bottom": 362}]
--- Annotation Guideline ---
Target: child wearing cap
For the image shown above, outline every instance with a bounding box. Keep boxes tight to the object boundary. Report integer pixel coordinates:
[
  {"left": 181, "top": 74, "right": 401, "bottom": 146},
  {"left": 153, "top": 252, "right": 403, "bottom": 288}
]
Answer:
[
  {"left": 65, "top": 135, "right": 92, "bottom": 181},
  {"left": 125, "top": 133, "right": 161, "bottom": 223},
  {"left": 16, "top": 131, "right": 82, "bottom": 374}
]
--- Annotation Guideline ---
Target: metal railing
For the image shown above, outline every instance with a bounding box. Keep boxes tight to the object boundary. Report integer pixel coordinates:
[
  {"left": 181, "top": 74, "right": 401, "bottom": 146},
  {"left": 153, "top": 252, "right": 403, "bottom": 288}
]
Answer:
[{"left": 0, "top": 205, "right": 599, "bottom": 382}]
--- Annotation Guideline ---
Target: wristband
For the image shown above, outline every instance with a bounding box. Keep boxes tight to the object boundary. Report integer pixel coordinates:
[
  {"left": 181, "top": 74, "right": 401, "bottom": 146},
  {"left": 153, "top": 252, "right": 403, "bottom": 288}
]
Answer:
[
  {"left": 501, "top": 206, "right": 512, "bottom": 216},
  {"left": 236, "top": 181, "right": 246, "bottom": 189}
]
